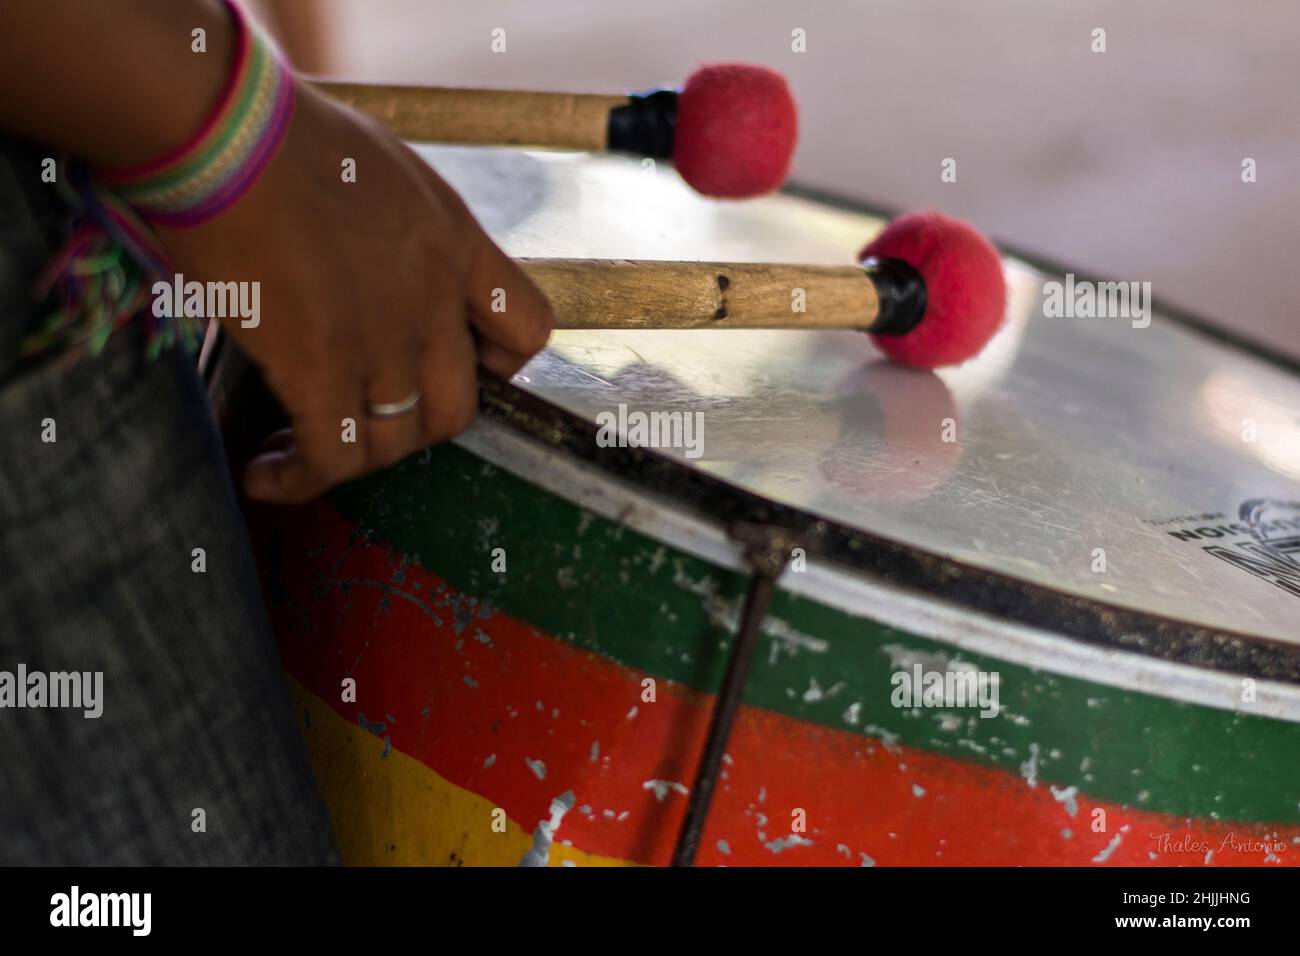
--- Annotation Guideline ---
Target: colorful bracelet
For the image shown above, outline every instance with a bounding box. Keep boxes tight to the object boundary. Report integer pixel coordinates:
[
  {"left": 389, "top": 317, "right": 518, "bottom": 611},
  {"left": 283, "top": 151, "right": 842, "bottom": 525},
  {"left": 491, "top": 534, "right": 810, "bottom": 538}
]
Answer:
[
  {"left": 96, "top": 0, "right": 296, "bottom": 227},
  {"left": 24, "top": 0, "right": 294, "bottom": 364}
]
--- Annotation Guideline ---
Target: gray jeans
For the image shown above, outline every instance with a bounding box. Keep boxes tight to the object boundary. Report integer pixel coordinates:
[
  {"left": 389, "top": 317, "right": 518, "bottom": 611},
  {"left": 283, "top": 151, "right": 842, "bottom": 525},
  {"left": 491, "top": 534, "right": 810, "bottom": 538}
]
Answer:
[{"left": 0, "top": 136, "right": 337, "bottom": 864}]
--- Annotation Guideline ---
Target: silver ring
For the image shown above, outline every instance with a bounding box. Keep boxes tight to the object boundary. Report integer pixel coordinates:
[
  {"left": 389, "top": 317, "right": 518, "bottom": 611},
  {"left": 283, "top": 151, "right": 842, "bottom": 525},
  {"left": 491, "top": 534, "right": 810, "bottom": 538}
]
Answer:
[{"left": 366, "top": 390, "right": 422, "bottom": 419}]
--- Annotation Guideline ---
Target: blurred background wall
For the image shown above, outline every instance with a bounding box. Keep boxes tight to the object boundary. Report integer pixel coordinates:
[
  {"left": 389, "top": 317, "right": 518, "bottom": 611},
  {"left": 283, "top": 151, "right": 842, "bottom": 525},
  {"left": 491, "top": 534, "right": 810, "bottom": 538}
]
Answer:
[{"left": 251, "top": 0, "right": 1300, "bottom": 362}]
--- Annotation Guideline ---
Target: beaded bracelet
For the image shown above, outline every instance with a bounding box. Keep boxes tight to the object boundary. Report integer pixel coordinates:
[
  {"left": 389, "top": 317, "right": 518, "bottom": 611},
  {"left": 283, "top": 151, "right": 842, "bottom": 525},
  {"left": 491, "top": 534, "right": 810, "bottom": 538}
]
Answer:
[{"left": 25, "top": 0, "right": 295, "bottom": 363}]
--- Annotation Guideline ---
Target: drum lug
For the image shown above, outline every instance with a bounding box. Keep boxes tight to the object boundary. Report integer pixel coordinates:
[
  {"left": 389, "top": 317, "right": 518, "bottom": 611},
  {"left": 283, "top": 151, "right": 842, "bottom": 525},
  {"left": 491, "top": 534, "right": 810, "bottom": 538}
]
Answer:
[{"left": 728, "top": 520, "right": 805, "bottom": 578}]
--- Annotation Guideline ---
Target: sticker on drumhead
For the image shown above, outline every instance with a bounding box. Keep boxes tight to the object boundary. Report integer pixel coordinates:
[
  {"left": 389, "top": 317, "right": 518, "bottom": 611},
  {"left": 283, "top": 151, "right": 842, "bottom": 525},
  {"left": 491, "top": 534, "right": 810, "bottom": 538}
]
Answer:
[
  {"left": 1241, "top": 498, "right": 1300, "bottom": 561},
  {"left": 1193, "top": 499, "right": 1300, "bottom": 600},
  {"left": 1153, "top": 502, "right": 1300, "bottom": 600}
]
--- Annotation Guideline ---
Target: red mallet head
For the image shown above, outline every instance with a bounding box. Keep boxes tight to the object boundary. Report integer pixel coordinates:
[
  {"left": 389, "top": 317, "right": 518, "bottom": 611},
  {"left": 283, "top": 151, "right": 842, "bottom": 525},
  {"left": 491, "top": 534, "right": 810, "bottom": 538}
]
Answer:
[
  {"left": 673, "top": 64, "right": 797, "bottom": 198},
  {"left": 859, "top": 212, "right": 1007, "bottom": 368}
]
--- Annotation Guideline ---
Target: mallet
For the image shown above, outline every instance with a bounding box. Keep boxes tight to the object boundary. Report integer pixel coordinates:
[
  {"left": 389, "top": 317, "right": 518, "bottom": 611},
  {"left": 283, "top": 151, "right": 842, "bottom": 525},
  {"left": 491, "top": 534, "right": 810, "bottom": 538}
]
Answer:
[
  {"left": 522, "top": 212, "right": 1008, "bottom": 368},
  {"left": 316, "top": 63, "right": 797, "bottom": 198}
]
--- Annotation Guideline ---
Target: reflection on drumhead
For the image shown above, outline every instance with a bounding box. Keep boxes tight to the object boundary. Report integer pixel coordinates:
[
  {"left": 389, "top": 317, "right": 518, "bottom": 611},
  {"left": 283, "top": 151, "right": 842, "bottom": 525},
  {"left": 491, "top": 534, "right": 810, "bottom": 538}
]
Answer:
[{"left": 818, "top": 363, "right": 961, "bottom": 503}]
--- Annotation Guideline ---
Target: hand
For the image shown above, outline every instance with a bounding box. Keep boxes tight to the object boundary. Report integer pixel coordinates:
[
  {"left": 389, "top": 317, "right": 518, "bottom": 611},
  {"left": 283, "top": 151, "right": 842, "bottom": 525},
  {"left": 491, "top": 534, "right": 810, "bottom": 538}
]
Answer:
[{"left": 158, "top": 81, "right": 554, "bottom": 504}]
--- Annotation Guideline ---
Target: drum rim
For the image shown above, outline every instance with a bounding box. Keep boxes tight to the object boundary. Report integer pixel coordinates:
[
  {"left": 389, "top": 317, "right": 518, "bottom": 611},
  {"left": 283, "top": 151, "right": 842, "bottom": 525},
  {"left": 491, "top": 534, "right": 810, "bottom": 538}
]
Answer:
[{"left": 482, "top": 183, "right": 1300, "bottom": 684}]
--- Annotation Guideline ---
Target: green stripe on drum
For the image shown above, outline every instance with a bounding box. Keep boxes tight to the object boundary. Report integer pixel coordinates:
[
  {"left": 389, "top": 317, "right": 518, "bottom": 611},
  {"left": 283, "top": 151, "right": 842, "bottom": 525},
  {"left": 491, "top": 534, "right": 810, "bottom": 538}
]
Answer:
[{"left": 329, "top": 442, "right": 1300, "bottom": 825}]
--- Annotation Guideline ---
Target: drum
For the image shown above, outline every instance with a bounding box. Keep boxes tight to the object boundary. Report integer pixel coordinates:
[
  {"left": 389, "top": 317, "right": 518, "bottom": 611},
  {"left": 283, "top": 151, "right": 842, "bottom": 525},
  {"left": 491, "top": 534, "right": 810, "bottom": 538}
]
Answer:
[{"left": 217, "top": 144, "right": 1300, "bottom": 867}]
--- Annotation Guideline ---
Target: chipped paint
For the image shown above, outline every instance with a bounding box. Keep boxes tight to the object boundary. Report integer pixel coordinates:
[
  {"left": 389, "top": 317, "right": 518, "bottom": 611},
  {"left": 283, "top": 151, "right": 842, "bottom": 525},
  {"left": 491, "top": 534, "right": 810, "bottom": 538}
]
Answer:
[
  {"left": 257, "top": 448, "right": 1300, "bottom": 867},
  {"left": 518, "top": 790, "right": 576, "bottom": 867},
  {"left": 475, "top": 516, "right": 500, "bottom": 554},
  {"left": 1051, "top": 784, "right": 1080, "bottom": 817},
  {"left": 1020, "top": 742, "right": 1042, "bottom": 788},
  {"left": 670, "top": 565, "right": 828, "bottom": 665},
  {"left": 863, "top": 724, "right": 901, "bottom": 749},
  {"left": 1092, "top": 825, "right": 1130, "bottom": 863},
  {"left": 935, "top": 712, "right": 963, "bottom": 732},
  {"left": 802, "top": 677, "right": 847, "bottom": 704},
  {"left": 880, "top": 643, "right": 953, "bottom": 674},
  {"left": 764, "top": 834, "right": 814, "bottom": 854},
  {"left": 642, "top": 779, "right": 689, "bottom": 802}
]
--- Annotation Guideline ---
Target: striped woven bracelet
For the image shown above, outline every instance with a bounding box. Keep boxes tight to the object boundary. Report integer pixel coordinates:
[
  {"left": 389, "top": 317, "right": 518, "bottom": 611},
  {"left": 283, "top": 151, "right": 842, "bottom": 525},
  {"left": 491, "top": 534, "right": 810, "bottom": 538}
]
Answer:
[
  {"left": 23, "top": 1, "right": 296, "bottom": 364},
  {"left": 95, "top": 0, "right": 296, "bottom": 227}
]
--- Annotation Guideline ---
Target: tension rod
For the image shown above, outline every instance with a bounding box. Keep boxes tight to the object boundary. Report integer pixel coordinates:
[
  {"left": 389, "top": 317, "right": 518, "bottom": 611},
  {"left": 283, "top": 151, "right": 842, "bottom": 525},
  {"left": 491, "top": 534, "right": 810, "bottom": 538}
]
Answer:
[{"left": 671, "top": 524, "right": 797, "bottom": 867}]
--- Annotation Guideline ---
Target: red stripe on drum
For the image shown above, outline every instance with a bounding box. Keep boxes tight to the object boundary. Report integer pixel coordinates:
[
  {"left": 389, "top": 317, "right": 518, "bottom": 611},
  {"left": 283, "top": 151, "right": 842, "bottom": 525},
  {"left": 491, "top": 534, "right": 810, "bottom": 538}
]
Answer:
[{"left": 255, "top": 499, "right": 1299, "bottom": 867}]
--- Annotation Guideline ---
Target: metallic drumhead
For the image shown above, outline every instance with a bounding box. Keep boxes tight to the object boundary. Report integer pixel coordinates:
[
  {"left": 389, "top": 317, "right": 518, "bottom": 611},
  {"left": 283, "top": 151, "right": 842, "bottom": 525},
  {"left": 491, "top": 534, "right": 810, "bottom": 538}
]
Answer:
[{"left": 420, "top": 145, "right": 1300, "bottom": 647}]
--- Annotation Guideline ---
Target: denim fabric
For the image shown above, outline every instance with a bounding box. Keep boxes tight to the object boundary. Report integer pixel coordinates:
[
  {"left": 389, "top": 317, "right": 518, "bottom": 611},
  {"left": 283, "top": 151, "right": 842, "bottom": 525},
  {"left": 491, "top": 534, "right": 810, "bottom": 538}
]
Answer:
[{"left": 0, "top": 135, "right": 338, "bottom": 864}]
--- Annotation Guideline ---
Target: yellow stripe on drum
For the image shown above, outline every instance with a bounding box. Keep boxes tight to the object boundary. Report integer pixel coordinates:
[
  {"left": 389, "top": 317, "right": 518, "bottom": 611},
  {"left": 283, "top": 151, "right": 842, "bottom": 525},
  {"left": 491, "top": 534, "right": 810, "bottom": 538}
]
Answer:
[{"left": 288, "top": 678, "right": 635, "bottom": 868}]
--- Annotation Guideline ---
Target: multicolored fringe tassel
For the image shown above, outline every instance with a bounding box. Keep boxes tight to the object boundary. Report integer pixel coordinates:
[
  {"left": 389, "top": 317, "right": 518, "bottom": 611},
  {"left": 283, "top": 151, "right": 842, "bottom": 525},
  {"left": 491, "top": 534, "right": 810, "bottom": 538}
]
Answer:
[
  {"left": 23, "top": 162, "right": 201, "bottom": 362},
  {"left": 96, "top": 0, "right": 295, "bottom": 227}
]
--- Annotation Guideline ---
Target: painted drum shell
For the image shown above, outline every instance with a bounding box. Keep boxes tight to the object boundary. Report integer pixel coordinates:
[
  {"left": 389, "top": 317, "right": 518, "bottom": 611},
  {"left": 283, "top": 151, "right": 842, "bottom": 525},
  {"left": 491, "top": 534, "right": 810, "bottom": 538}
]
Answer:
[{"left": 211, "top": 146, "right": 1300, "bottom": 867}]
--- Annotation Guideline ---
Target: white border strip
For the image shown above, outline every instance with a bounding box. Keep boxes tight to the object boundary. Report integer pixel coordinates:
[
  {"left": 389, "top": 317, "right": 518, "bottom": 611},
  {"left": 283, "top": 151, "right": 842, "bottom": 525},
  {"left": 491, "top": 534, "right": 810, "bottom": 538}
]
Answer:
[{"left": 456, "top": 419, "right": 1300, "bottom": 724}]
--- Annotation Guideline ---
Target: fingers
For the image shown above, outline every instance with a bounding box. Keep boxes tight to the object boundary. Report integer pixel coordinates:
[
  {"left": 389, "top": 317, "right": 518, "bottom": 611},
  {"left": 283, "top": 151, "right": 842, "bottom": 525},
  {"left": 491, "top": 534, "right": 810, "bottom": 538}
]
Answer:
[
  {"left": 255, "top": 428, "right": 295, "bottom": 456},
  {"left": 364, "top": 350, "right": 425, "bottom": 469},
  {"left": 417, "top": 312, "right": 479, "bottom": 443},
  {"left": 465, "top": 227, "right": 555, "bottom": 367},
  {"left": 243, "top": 371, "right": 367, "bottom": 504},
  {"left": 406, "top": 154, "right": 553, "bottom": 369},
  {"left": 403, "top": 151, "right": 552, "bottom": 375},
  {"left": 477, "top": 338, "right": 533, "bottom": 381},
  {"left": 245, "top": 333, "right": 481, "bottom": 504},
  {"left": 235, "top": 148, "right": 542, "bottom": 505},
  {"left": 243, "top": 292, "right": 487, "bottom": 504}
]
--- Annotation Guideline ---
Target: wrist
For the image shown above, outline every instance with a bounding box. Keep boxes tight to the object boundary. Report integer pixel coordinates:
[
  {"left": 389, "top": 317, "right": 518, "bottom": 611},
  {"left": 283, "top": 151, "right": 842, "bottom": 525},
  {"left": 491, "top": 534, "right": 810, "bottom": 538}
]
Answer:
[
  {"left": 110, "top": 0, "right": 240, "bottom": 167},
  {"left": 98, "top": 2, "right": 297, "bottom": 229}
]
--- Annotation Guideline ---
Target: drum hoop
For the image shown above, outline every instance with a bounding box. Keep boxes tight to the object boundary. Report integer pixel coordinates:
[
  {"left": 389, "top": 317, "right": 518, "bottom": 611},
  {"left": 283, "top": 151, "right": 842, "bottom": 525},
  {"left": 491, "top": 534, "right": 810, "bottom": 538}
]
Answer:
[
  {"left": 481, "top": 376, "right": 1300, "bottom": 682},
  {"left": 481, "top": 184, "right": 1300, "bottom": 683}
]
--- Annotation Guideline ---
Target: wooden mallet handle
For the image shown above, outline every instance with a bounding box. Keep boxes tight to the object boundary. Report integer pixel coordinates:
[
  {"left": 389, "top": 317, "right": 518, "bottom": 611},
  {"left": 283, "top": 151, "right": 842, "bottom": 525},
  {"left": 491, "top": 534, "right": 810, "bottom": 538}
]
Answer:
[
  {"left": 316, "top": 82, "right": 644, "bottom": 151},
  {"left": 518, "top": 258, "right": 926, "bottom": 334}
]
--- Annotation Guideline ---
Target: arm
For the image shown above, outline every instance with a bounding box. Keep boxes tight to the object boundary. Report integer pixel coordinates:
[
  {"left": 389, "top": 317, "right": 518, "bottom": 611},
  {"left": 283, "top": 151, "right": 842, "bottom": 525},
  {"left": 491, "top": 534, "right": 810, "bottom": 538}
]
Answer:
[
  {"left": 0, "top": 1, "right": 234, "bottom": 167},
  {"left": 0, "top": 0, "right": 553, "bottom": 504}
]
